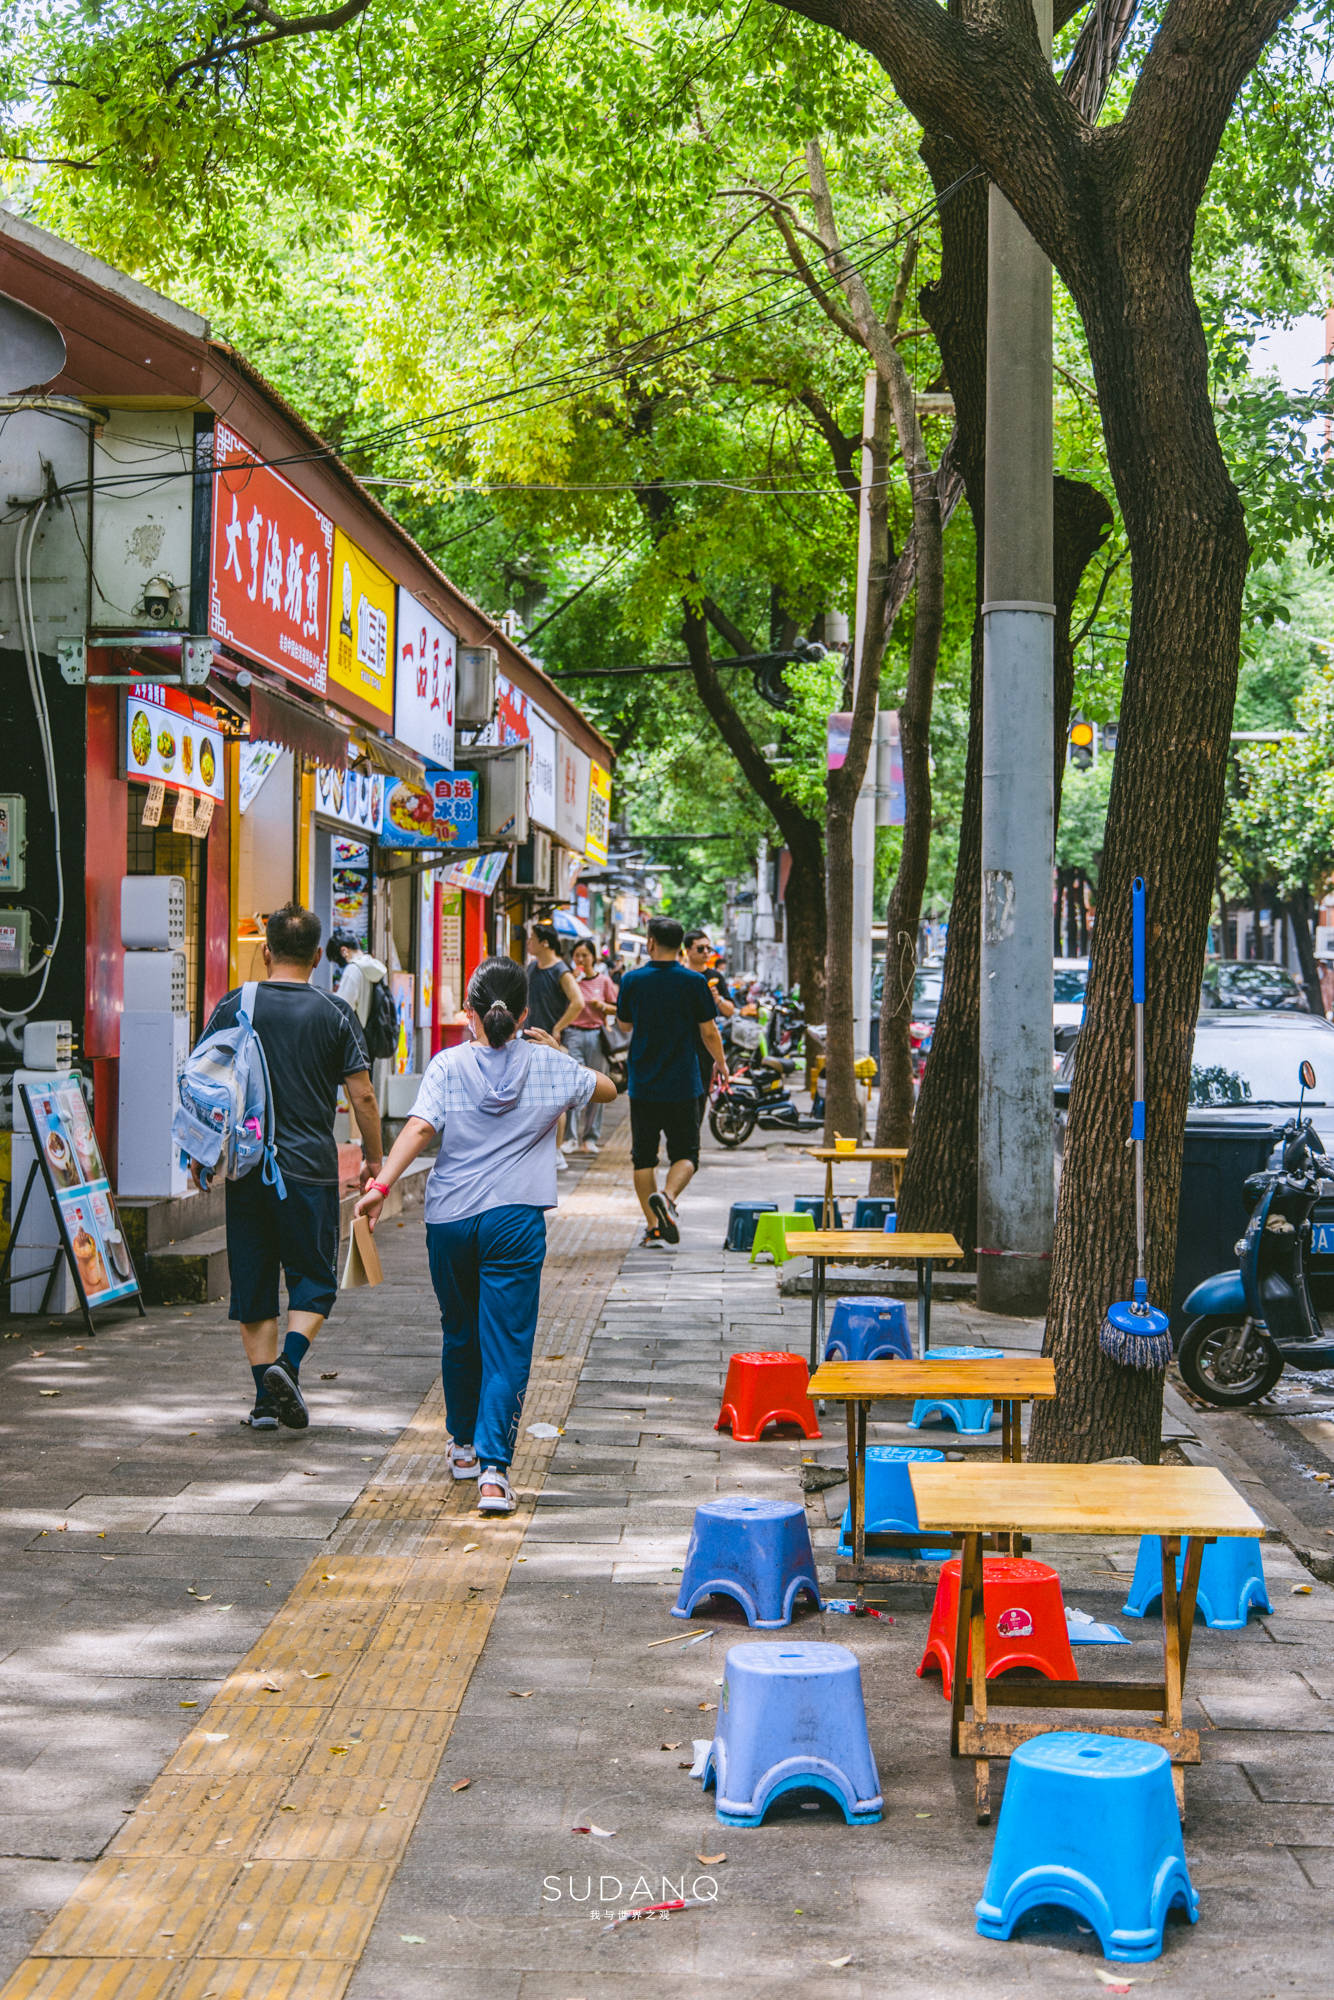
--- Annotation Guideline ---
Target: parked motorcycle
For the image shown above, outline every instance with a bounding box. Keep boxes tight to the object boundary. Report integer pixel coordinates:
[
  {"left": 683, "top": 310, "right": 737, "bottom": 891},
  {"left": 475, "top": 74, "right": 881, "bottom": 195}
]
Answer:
[
  {"left": 1176, "top": 1059, "right": 1334, "bottom": 1406},
  {"left": 707, "top": 1051, "right": 825, "bottom": 1147}
]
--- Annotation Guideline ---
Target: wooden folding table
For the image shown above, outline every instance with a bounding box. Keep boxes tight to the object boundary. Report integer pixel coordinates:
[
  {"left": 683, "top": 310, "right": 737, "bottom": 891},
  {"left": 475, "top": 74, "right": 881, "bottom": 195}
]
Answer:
[
  {"left": 809, "top": 1357, "right": 1056, "bottom": 1586},
  {"left": 908, "top": 1460, "right": 1266, "bottom": 1821},
  {"left": 804, "top": 1146, "right": 908, "bottom": 1230},
  {"left": 784, "top": 1228, "right": 963, "bottom": 1370}
]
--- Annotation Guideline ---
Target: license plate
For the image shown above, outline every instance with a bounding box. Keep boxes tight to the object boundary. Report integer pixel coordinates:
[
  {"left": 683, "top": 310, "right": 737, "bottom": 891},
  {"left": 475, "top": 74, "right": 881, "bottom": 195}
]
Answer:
[{"left": 1311, "top": 1223, "right": 1334, "bottom": 1256}]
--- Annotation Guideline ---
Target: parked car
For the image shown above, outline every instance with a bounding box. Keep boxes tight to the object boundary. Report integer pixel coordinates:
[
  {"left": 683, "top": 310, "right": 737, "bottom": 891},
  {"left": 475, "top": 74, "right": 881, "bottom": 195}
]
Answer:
[
  {"left": 1199, "top": 957, "right": 1310, "bottom": 1012},
  {"left": 1054, "top": 1011, "right": 1334, "bottom": 1317},
  {"left": 1053, "top": 957, "right": 1089, "bottom": 1058}
]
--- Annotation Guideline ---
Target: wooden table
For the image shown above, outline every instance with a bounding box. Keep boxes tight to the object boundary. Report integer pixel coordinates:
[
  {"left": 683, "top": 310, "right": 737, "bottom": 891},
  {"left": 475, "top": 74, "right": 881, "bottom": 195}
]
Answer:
[
  {"left": 908, "top": 1461, "right": 1266, "bottom": 1820},
  {"left": 809, "top": 1358, "right": 1057, "bottom": 1586},
  {"left": 805, "top": 1146, "right": 908, "bottom": 1229},
  {"left": 785, "top": 1228, "right": 964, "bottom": 1370}
]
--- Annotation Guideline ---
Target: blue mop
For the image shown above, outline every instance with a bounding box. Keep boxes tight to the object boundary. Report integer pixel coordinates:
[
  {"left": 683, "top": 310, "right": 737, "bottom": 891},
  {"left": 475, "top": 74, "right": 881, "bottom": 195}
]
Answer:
[{"left": 1099, "top": 875, "right": 1173, "bottom": 1369}]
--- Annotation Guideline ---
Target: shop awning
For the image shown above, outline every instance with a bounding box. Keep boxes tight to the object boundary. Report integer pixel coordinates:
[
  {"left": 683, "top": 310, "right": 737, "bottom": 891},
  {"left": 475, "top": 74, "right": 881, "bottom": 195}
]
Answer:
[
  {"left": 356, "top": 733, "right": 426, "bottom": 788},
  {"left": 440, "top": 849, "right": 509, "bottom": 895},
  {"left": 247, "top": 680, "right": 350, "bottom": 769}
]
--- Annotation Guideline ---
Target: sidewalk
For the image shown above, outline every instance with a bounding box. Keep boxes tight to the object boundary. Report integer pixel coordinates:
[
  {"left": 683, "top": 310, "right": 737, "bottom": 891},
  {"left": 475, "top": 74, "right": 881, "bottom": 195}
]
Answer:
[{"left": 3, "top": 1110, "right": 1334, "bottom": 1996}]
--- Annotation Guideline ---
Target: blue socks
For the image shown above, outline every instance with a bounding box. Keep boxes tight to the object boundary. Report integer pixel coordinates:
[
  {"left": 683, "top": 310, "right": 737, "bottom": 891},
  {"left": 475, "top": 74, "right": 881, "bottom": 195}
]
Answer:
[
  {"left": 250, "top": 1363, "right": 269, "bottom": 1401},
  {"left": 282, "top": 1331, "right": 311, "bottom": 1373}
]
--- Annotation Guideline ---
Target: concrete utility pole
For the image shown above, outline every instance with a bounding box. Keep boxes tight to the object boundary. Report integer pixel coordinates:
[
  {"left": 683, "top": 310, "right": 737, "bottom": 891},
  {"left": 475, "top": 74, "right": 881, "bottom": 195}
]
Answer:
[
  {"left": 851, "top": 370, "right": 879, "bottom": 1059},
  {"left": 977, "top": 0, "right": 1055, "bottom": 1316}
]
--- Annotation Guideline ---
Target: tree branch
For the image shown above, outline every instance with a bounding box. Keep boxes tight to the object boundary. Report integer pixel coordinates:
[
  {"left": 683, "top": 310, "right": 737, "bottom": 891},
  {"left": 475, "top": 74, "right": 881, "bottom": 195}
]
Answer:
[{"left": 165, "top": 0, "right": 371, "bottom": 85}]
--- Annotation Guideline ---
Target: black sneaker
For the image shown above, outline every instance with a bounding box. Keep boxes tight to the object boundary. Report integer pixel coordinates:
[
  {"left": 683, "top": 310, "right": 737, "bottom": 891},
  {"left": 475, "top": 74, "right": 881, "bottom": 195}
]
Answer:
[
  {"left": 262, "top": 1356, "right": 309, "bottom": 1430},
  {"left": 648, "top": 1191, "right": 680, "bottom": 1244},
  {"left": 242, "top": 1400, "right": 279, "bottom": 1431},
  {"left": 638, "top": 1227, "right": 665, "bottom": 1249}
]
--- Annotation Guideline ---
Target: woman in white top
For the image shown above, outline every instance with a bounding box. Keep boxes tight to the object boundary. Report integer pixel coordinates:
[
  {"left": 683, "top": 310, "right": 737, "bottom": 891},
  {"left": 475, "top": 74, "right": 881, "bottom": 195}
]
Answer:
[{"left": 355, "top": 956, "right": 616, "bottom": 1516}]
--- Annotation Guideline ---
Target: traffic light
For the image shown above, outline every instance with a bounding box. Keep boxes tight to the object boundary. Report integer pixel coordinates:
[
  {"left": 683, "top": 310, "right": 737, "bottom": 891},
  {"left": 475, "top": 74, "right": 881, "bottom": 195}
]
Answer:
[{"left": 1068, "top": 719, "right": 1095, "bottom": 771}]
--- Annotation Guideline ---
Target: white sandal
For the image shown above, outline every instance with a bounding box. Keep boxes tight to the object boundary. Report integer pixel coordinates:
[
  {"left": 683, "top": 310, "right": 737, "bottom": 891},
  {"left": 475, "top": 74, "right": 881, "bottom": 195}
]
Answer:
[
  {"left": 476, "top": 1467, "right": 516, "bottom": 1515},
  {"left": 448, "top": 1441, "right": 479, "bottom": 1481}
]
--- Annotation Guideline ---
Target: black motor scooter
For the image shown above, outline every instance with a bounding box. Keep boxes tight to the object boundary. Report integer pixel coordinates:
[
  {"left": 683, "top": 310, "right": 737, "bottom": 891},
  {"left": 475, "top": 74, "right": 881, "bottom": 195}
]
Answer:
[{"left": 1177, "top": 1059, "right": 1334, "bottom": 1405}]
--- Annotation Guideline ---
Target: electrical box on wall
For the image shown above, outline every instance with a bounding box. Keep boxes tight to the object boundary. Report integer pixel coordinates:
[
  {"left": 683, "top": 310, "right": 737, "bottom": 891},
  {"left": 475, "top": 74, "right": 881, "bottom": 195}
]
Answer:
[
  {"left": 121, "top": 876, "right": 186, "bottom": 950},
  {"left": 0, "top": 908, "right": 32, "bottom": 976},
  {"left": 478, "top": 744, "right": 529, "bottom": 845},
  {"left": 0, "top": 794, "right": 26, "bottom": 889},
  {"left": 22, "top": 1020, "right": 73, "bottom": 1068},
  {"left": 456, "top": 645, "right": 498, "bottom": 729}
]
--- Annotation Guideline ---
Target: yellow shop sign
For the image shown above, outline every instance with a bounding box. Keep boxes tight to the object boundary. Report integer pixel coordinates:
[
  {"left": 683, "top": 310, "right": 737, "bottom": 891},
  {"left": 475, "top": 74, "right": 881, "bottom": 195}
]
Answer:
[{"left": 328, "top": 527, "right": 395, "bottom": 721}]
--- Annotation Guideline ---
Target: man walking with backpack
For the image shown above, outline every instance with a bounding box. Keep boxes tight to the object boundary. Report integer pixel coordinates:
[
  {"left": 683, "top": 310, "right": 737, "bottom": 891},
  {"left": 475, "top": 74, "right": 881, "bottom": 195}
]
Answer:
[
  {"left": 184, "top": 904, "right": 383, "bottom": 1432},
  {"left": 326, "top": 930, "right": 396, "bottom": 1061}
]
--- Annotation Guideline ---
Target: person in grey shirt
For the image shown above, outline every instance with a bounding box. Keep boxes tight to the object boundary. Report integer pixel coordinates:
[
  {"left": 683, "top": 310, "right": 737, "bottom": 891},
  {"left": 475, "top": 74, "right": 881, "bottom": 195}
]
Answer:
[{"left": 355, "top": 956, "right": 614, "bottom": 1518}]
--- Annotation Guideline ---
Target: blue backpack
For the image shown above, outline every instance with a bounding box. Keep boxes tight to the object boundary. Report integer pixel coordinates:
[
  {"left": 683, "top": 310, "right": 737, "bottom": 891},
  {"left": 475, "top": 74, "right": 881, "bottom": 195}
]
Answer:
[{"left": 172, "top": 981, "right": 287, "bottom": 1196}]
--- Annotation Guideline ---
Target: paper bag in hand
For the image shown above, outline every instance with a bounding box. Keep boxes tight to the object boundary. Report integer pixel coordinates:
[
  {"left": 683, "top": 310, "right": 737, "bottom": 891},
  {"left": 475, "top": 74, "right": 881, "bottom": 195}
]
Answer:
[{"left": 341, "top": 1213, "right": 384, "bottom": 1290}]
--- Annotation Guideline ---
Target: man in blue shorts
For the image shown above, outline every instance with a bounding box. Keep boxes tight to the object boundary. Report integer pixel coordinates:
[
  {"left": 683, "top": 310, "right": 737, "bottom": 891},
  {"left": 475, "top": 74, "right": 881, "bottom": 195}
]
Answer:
[
  {"left": 192, "top": 903, "right": 383, "bottom": 1431},
  {"left": 616, "top": 915, "right": 727, "bottom": 1247}
]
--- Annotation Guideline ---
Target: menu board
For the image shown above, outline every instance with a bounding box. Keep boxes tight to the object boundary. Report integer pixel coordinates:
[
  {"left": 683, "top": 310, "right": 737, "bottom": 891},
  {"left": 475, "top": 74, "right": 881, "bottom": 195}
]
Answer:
[
  {"left": 125, "top": 684, "right": 226, "bottom": 801},
  {"left": 19, "top": 1079, "right": 140, "bottom": 1314}
]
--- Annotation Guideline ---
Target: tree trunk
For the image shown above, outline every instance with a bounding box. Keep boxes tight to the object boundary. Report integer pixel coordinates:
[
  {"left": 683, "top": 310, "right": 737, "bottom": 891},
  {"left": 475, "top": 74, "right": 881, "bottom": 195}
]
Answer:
[
  {"left": 1032, "top": 245, "right": 1250, "bottom": 1464},
  {"left": 823, "top": 388, "right": 895, "bottom": 1144},
  {"left": 678, "top": 600, "right": 827, "bottom": 1019}
]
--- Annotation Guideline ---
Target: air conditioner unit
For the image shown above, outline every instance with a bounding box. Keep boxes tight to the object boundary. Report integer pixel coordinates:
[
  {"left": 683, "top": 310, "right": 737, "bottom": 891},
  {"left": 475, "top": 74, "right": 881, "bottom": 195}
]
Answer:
[
  {"left": 478, "top": 743, "right": 529, "bottom": 844},
  {"left": 515, "top": 829, "right": 552, "bottom": 890},
  {"left": 456, "top": 645, "right": 498, "bottom": 729},
  {"left": 121, "top": 875, "right": 186, "bottom": 950}
]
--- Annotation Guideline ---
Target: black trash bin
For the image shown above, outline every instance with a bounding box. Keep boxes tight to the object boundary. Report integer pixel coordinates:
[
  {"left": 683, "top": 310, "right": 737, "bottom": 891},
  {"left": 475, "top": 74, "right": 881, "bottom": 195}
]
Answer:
[{"left": 1171, "top": 1115, "right": 1280, "bottom": 1328}]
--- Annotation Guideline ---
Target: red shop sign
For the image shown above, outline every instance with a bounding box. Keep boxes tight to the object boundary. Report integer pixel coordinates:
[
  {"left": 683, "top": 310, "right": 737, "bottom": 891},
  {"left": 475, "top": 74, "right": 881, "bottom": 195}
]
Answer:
[{"left": 209, "top": 421, "right": 334, "bottom": 692}]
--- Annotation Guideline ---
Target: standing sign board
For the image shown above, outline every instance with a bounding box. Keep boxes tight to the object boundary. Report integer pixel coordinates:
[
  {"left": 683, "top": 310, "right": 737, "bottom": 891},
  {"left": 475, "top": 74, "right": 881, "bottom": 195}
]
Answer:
[
  {"left": 395, "top": 588, "right": 456, "bottom": 768},
  {"left": 0, "top": 1079, "right": 144, "bottom": 1333},
  {"left": 328, "top": 529, "right": 396, "bottom": 723},
  {"left": 210, "top": 422, "right": 333, "bottom": 693}
]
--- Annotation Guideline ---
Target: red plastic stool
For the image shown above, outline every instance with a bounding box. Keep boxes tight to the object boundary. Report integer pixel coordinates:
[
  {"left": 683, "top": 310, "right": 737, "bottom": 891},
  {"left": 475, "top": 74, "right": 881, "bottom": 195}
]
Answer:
[
  {"left": 716, "top": 1351, "right": 821, "bottom": 1442},
  {"left": 918, "top": 1557, "right": 1078, "bottom": 1701}
]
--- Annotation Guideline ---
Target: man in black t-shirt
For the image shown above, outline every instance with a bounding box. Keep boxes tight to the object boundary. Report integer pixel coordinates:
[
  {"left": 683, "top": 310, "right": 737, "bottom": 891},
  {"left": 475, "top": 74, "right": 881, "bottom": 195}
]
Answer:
[{"left": 192, "top": 903, "right": 382, "bottom": 1433}]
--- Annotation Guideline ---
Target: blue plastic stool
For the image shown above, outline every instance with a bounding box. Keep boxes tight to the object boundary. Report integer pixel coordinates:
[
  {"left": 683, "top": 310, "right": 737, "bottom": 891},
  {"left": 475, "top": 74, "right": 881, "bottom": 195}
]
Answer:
[
  {"left": 702, "top": 1642, "right": 882, "bottom": 1827},
  {"left": 793, "top": 1195, "right": 843, "bottom": 1227},
  {"left": 1122, "top": 1534, "right": 1271, "bottom": 1629},
  {"left": 724, "top": 1201, "right": 779, "bottom": 1253},
  {"left": 976, "top": 1732, "right": 1198, "bottom": 1963},
  {"left": 910, "top": 1344, "right": 1005, "bottom": 1436},
  {"left": 853, "top": 1197, "right": 896, "bottom": 1229},
  {"left": 672, "top": 1497, "right": 821, "bottom": 1629},
  {"left": 836, "top": 1445, "right": 951, "bottom": 1560},
  {"left": 883, "top": 1213, "right": 897, "bottom": 1233},
  {"left": 826, "top": 1295, "right": 913, "bottom": 1363}
]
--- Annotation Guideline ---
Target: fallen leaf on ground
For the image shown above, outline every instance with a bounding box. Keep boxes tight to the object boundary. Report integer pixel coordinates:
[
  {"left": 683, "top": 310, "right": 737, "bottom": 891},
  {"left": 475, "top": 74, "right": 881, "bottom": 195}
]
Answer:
[
  {"left": 697, "top": 1702, "right": 715, "bottom": 1712},
  {"left": 279, "top": 1805, "right": 298, "bottom": 1812},
  {"left": 1293, "top": 1584, "right": 1313, "bottom": 1595},
  {"left": 572, "top": 1823, "right": 615, "bottom": 1837},
  {"left": 826, "top": 1956, "right": 853, "bottom": 1969},
  {"left": 660, "top": 1741, "right": 682, "bottom": 1751},
  {"left": 260, "top": 1680, "right": 282, "bottom": 1693},
  {"left": 38, "top": 1390, "right": 59, "bottom": 1397},
  {"left": 1094, "top": 1974, "right": 1136, "bottom": 1992},
  {"left": 527, "top": 1422, "right": 561, "bottom": 1438},
  {"left": 463, "top": 1542, "right": 480, "bottom": 1553},
  {"left": 450, "top": 1778, "right": 472, "bottom": 1793},
  {"left": 400, "top": 1935, "right": 427, "bottom": 1944},
  {"left": 915, "top": 1812, "right": 932, "bottom": 1819},
  {"left": 678, "top": 1762, "right": 694, "bottom": 1770},
  {"left": 320, "top": 1372, "right": 339, "bottom": 1380},
  {"left": 202, "top": 1733, "right": 229, "bottom": 1743},
  {"left": 329, "top": 1745, "right": 350, "bottom": 1756},
  {"left": 509, "top": 1689, "right": 535, "bottom": 1699},
  {"left": 696, "top": 1852, "right": 726, "bottom": 1865},
  {"left": 300, "top": 1670, "right": 331, "bottom": 1681},
  {"left": 179, "top": 1701, "right": 198, "bottom": 1709}
]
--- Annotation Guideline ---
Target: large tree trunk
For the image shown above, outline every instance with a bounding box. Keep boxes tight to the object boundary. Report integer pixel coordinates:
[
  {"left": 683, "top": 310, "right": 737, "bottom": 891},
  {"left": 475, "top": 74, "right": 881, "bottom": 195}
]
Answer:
[
  {"left": 897, "top": 478, "right": 1110, "bottom": 1244},
  {"left": 1032, "top": 248, "right": 1250, "bottom": 1463},
  {"left": 785, "top": 832, "right": 828, "bottom": 1024}
]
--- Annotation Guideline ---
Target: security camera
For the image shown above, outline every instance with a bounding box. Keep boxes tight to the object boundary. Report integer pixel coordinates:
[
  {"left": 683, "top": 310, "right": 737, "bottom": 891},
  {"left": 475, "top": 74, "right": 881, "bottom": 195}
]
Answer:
[{"left": 140, "top": 575, "right": 178, "bottom": 625}]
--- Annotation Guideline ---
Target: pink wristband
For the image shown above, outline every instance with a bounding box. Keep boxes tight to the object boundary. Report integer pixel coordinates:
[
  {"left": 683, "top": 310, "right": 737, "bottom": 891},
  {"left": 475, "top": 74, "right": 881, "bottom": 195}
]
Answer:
[{"left": 368, "top": 1180, "right": 390, "bottom": 1197}]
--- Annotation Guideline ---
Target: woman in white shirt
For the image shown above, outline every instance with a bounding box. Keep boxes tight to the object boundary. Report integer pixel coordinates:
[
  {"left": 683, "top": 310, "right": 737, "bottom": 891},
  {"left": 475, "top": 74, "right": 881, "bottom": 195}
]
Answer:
[{"left": 355, "top": 956, "right": 616, "bottom": 1516}]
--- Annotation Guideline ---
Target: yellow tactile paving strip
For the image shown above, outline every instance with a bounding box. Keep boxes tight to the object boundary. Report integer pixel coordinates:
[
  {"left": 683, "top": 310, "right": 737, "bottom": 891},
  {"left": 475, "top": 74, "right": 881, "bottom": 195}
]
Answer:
[{"left": 3, "top": 1133, "right": 642, "bottom": 2000}]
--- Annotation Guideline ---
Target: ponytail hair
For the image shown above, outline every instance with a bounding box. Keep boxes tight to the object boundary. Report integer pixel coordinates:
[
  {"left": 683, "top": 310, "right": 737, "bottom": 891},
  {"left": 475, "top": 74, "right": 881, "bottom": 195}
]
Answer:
[{"left": 466, "top": 955, "right": 529, "bottom": 1048}]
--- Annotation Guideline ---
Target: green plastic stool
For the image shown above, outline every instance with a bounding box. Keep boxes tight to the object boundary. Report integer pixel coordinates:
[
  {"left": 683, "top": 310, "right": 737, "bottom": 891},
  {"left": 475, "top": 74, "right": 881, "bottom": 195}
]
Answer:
[{"left": 750, "top": 1211, "right": 814, "bottom": 1266}]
